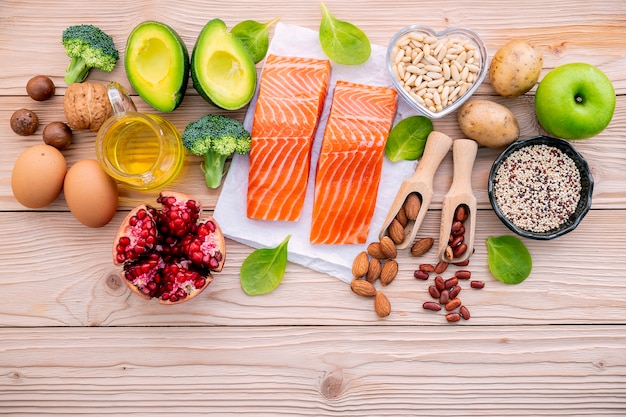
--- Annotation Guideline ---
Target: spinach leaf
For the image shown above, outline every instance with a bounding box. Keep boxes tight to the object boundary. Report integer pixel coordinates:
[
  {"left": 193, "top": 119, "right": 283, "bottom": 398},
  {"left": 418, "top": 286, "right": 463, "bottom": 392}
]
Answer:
[
  {"left": 385, "top": 116, "right": 434, "bottom": 162},
  {"left": 231, "top": 17, "right": 279, "bottom": 64},
  {"left": 319, "top": 2, "right": 371, "bottom": 65},
  {"left": 486, "top": 235, "right": 532, "bottom": 285},
  {"left": 240, "top": 235, "right": 291, "bottom": 295}
]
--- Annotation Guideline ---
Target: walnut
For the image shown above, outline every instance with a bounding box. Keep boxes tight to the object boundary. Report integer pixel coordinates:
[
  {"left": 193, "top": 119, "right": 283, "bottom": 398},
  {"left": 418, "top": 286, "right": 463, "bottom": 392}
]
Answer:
[{"left": 63, "top": 82, "right": 112, "bottom": 132}]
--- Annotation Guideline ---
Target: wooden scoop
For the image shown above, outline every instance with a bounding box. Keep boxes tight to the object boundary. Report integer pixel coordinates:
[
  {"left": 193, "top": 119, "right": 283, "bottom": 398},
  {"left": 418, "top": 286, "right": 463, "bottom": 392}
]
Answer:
[
  {"left": 438, "top": 139, "right": 478, "bottom": 264},
  {"left": 379, "top": 131, "right": 453, "bottom": 250}
]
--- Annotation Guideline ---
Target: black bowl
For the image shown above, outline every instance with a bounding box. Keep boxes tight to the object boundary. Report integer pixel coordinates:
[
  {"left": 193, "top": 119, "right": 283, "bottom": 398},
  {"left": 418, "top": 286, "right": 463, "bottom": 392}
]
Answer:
[{"left": 487, "top": 136, "right": 594, "bottom": 240}]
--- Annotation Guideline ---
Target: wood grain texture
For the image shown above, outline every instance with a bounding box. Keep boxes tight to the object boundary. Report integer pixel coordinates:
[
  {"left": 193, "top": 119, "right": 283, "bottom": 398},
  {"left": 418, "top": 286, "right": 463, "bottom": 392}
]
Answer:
[
  {"left": 1, "top": 326, "right": 625, "bottom": 416},
  {"left": 0, "top": 0, "right": 625, "bottom": 414}
]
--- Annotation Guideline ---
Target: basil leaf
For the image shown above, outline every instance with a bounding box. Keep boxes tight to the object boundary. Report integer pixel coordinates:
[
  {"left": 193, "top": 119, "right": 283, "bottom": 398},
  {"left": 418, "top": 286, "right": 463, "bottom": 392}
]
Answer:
[
  {"left": 231, "top": 17, "right": 279, "bottom": 64},
  {"left": 319, "top": 2, "right": 371, "bottom": 65},
  {"left": 385, "top": 116, "right": 434, "bottom": 162},
  {"left": 240, "top": 235, "right": 291, "bottom": 295},
  {"left": 486, "top": 235, "right": 532, "bottom": 285}
]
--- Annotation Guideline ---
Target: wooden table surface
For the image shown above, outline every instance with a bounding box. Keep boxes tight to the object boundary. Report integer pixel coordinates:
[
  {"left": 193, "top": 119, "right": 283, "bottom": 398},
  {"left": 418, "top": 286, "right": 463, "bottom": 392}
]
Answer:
[{"left": 1, "top": 0, "right": 625, "bottom": 415}]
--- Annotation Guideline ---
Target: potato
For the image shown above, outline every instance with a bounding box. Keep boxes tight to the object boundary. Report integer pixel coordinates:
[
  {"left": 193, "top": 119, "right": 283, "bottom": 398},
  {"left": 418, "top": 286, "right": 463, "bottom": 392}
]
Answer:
[
  {"left": 457, "top": 99, "right": 519, "bottom": 148},
  {"left": 489, "top": 40, "right": 543, "bottom": 98}
]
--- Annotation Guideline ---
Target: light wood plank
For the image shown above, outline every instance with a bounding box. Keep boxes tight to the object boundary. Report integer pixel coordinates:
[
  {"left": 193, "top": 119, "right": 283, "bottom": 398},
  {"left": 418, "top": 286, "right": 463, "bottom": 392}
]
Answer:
[
  {"left": 1, "top": 326, "right": 625, "bottom": 416},
  {"left": 0, "top": 210, "right": 624, "bottom": 327}
]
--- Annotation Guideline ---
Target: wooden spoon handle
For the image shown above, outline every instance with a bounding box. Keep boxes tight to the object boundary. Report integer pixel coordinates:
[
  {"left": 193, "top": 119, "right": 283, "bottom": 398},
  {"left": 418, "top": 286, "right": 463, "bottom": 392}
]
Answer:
[
  {"left": 447, "top": 139, "right": 478, "bottom": 195},
  {"left": 408, "top": 131, "right": 453, "bottom": 184}
]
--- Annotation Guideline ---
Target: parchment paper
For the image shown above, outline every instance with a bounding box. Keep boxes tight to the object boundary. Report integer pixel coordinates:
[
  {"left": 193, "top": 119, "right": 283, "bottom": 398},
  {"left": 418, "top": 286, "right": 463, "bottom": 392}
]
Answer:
[{"left": 214, "top": 22, "right": 418, "bottom": 283}]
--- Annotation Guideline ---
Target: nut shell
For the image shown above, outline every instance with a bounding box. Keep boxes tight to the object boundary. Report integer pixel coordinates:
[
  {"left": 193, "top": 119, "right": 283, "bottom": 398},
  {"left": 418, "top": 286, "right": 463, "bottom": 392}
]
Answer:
[{"left": 64, "top": 82, "right": 112, "bottom": 131}]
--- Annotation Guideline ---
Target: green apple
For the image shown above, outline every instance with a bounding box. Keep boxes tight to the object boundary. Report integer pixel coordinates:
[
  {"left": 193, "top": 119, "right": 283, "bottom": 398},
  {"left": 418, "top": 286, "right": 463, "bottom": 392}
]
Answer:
[{"left": 535, "top": 62, "right": 615, "bottom": 140}]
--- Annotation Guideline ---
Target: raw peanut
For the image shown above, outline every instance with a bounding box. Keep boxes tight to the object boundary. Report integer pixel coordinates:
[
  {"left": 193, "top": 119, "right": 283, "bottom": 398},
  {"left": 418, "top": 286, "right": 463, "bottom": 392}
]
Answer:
[
  {"left": 388, "top": 218, "right": 405, "bottom": 244},
  {"left": 450, "top": 234, "right": 464, "bottom": 248},
  {"left": 455, "top": 270, "right": 471, "bottom": 279},
  {"left": 366, "top": 258, "right": 382, "bottom": 283},
  {"left": 410, "top": 237, "right": 434, "bottom": 257},
  {"left": 350, "top": 279, "right": 376, "bottom": 297},
  {"left": 446, "top": 312, "right": 461, "bottom": 322},
  {"left": 414, "top": 270, "right": 430, "bottom": 280},
  {"left": 380, "top": 259, "right": 398, "bottom": 286},
  {"left": 444, "top": 245, "right": 454, "bottom": 261},
  {"left": 395, "top": 206, "right": 408, "bottom": 228},
  {"left": 445, "top": 298, "right": 462, "bottom": 311},
  {"left": 439, "top": 289, "right": 450, "bottom": 304},
  {"left": 470, "top": 280, "right": 485, "bottom": 289},
  {"left": 428, "top": 285, "right": 440, "bottom": 299},
  {"left": 454, "top": 259, "right": 470, "bottom": 267},
  {"left": 459, "top": 305, "right": 470, "bottom": 320},
  {"left": 455, "top": 204, "right": 468, "bottom": 222},
  {"left": 434, "top": 261, "right": 448, "bottom": 274},
  {"left": 450, "top": 220, "right": 463, "bottom": 234},
  {"left": 380, "top": 236, "right": 397, "bottom": 259},
  {"left": 434, "top": 276, "right": 445, "bottom": 291},
  {"left": 403, "top": 193, "right": 421, "bottom": 220},
  {"left": 448, "top": 285, "right": 461, "bottom": 299},
  {"left": 352, "top": 251, "right": 369, "bottom": 278},
  {"left": 444, "top": 277, "right": 458, "bottom": 289},
  {"left": 367, "top": 242, "right": 385, "bottom": 259},
  {"left": 453, "top": 243, "right": 467, "bottom": 258},
  {"left": 423, "top": 301, "right": 442, "bottom": 311},
  {"left": 419, "top": 263, "right": 435, "bottom": 272},
  {"left": 374, "top": 291, "right": 391, "bottom": 317}
]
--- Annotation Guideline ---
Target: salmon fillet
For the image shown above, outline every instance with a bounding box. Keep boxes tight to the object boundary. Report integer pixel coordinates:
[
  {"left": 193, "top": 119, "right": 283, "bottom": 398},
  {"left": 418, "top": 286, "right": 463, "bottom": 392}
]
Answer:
[
  {"left": 247, "top": 54, "right": 331, "bottom": 221},
  {"left": 310, "top": 81, "right": 397, "bottom": 245}
]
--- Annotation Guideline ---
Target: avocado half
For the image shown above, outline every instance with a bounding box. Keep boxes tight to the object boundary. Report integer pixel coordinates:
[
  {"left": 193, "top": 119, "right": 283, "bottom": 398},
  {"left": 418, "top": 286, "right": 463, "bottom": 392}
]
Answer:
[
  {"left": 125, "top": 21, "right": 189, "bottom": 112},
  {"left": 191, "top": 19, "right": 257, "bottom": 110}
]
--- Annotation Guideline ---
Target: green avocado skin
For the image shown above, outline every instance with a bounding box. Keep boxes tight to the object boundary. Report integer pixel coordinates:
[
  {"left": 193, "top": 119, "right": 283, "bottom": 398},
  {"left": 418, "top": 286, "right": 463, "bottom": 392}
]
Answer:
[
  {"left": 191, "top": 19, "right": 257, "bottom": 111},
  {"left": 125, "top": 21, "right": 189, "bottom": 112}
]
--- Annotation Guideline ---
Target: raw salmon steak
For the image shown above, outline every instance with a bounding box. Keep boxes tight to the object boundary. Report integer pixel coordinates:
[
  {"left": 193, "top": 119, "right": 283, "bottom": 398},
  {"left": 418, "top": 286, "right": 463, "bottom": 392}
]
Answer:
[
  {"left": 247, "top": 54, "right": 331, "bottom": 221},
  {"left": 310, "top": 80, "right": 397, "bottom": 245}
]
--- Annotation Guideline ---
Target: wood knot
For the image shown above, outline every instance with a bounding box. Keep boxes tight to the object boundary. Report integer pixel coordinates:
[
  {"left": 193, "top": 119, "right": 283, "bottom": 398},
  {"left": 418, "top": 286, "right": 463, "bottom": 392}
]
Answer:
[
  {"left": 547, "top": 41, "right": 567, "bottom": 57},
  {"left": 104, "top": 273, "right": 125, "bottom": 295},
  {"left": 320, "top": 370, "right": 343, "bottom": 399}
]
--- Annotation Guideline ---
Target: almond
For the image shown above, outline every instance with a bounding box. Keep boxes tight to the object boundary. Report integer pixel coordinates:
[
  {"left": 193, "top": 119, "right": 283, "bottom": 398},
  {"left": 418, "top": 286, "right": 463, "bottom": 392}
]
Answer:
[
  {"left": 387, "top": 218, "right": 405, "bottom": 245},
  {"left": 367, "top": 242, "right": 385, "bottom": 259},
  {"left": 395, "top": 205, "right": 408, "bottom": 228},
  {"left": 380, "top": 259, "right": 398, "bottom": 286},
  {"left": 410, "top": 237, "right": 434, "bottom": 257},
  {"left": 352, "top": 251, "right": 369, "bottom": 278},
  {"left": 350, "top": 278, "right": 376, "bottom": 297},
  {"left": 379, "top": 236, "right": 397, "bottom": 259},
  {"left": 404, "top": 193, "right": 421, "bottom": 221},
  {"left": 374, "top": 291, "right": 391, "bottom": 317},
  {"left": 366, "top": 257, "right": 382, "bottom": 283}
]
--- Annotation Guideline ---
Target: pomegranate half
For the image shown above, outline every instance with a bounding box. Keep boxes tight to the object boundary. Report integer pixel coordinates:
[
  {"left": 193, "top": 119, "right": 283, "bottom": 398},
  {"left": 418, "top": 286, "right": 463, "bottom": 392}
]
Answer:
[{"left": 113, "top": 191, "right": 225, "bottom": 304}]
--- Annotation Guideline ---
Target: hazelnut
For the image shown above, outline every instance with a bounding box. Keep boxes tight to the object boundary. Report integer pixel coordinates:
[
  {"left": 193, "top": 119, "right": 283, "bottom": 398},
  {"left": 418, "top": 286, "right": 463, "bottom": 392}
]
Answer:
[
  {"left": 43, "top": 121, "right": 73, "bottom": 150},
  {"left": 10, "top": 108, "right": 39, "bottom": 136},
  {"left": 26, "top": 75, "right": 55, "bottom": 101}
]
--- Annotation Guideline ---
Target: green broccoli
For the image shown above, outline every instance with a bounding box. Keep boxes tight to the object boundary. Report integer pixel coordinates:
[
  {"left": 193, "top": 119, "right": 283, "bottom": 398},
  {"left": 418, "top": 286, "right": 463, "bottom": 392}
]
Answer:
[
  {"left": 62, "top": 24, "right": 119, "bottom": 84},
  {"left": 182, "top": 114, "right": 252, "bottom": 189}
]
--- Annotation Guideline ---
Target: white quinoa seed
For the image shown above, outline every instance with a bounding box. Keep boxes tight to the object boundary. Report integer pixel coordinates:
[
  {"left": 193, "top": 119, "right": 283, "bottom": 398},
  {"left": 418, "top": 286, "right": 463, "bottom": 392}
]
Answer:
[{"left": 492, "top": 144, "right": 582, "bottom": 233}]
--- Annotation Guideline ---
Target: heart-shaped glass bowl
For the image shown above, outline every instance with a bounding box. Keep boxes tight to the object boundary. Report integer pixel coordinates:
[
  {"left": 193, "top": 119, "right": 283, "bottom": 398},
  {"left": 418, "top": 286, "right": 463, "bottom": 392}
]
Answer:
[
  {"left": 386, "top": 25, "right": 488, "bottom": 119},
  {"left": 488, "top": 136, "right": 594, "bottom": 240}
]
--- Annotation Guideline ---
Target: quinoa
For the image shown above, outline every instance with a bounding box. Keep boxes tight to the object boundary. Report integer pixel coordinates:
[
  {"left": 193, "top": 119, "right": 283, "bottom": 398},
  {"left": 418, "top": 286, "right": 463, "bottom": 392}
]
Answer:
[{"left": 492, "top": 144, "right": 582, "bottom": 233}]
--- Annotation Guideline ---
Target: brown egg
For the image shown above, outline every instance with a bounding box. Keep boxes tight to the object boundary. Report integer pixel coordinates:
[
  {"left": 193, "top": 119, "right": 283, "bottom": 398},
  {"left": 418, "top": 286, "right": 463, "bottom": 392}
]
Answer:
[
  {"left": 64, "top": 159, "right": 119, "bottom": 227},
  {"left": 11, "top": 144, "right": 67, "bottom": 208}
]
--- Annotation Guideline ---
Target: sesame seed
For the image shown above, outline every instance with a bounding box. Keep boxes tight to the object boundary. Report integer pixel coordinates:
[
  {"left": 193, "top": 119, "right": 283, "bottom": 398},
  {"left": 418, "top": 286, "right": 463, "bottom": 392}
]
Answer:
[{"left": 492, "top": 144, "right": 582, "bottom": 233}]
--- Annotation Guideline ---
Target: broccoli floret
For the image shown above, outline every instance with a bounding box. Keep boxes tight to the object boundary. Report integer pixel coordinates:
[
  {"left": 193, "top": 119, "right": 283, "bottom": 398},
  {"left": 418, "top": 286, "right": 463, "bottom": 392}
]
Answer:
[
  {"left": 62, "top": 24, "right": 119, "bottom": 84},
  {"left": 182, "top": 114, "right": 252, "bottom": 189}
]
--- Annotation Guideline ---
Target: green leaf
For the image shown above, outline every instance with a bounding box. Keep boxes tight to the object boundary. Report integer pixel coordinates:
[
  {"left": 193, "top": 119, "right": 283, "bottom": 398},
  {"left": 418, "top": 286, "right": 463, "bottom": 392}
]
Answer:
[
  {"left": 319, "top": 2, "right": 371, "bottom": 65},
  {"left": 240, "top": 235, "right": 291, "bottom": 295},
  {"left": 486, "top": 235, "right": 533, "bottom": 285},
  {"left": 385, "top": 116, "right": 434, "bottom": 162},
  {"left": 231, "top": 17, "right": 279, "bottom": 64}
]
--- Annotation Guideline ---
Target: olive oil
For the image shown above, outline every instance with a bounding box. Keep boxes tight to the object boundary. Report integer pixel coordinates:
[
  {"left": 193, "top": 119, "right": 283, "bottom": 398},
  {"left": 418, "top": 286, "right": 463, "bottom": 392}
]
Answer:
[{"left": 96, "top": 113, "right": 184, "bottom": 190}]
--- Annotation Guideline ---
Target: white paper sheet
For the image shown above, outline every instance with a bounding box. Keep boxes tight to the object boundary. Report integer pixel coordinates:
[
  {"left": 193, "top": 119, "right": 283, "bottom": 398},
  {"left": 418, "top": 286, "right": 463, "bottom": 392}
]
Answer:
[{"left": 214, "top": 22, "right": 418, "bottom": 283}]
